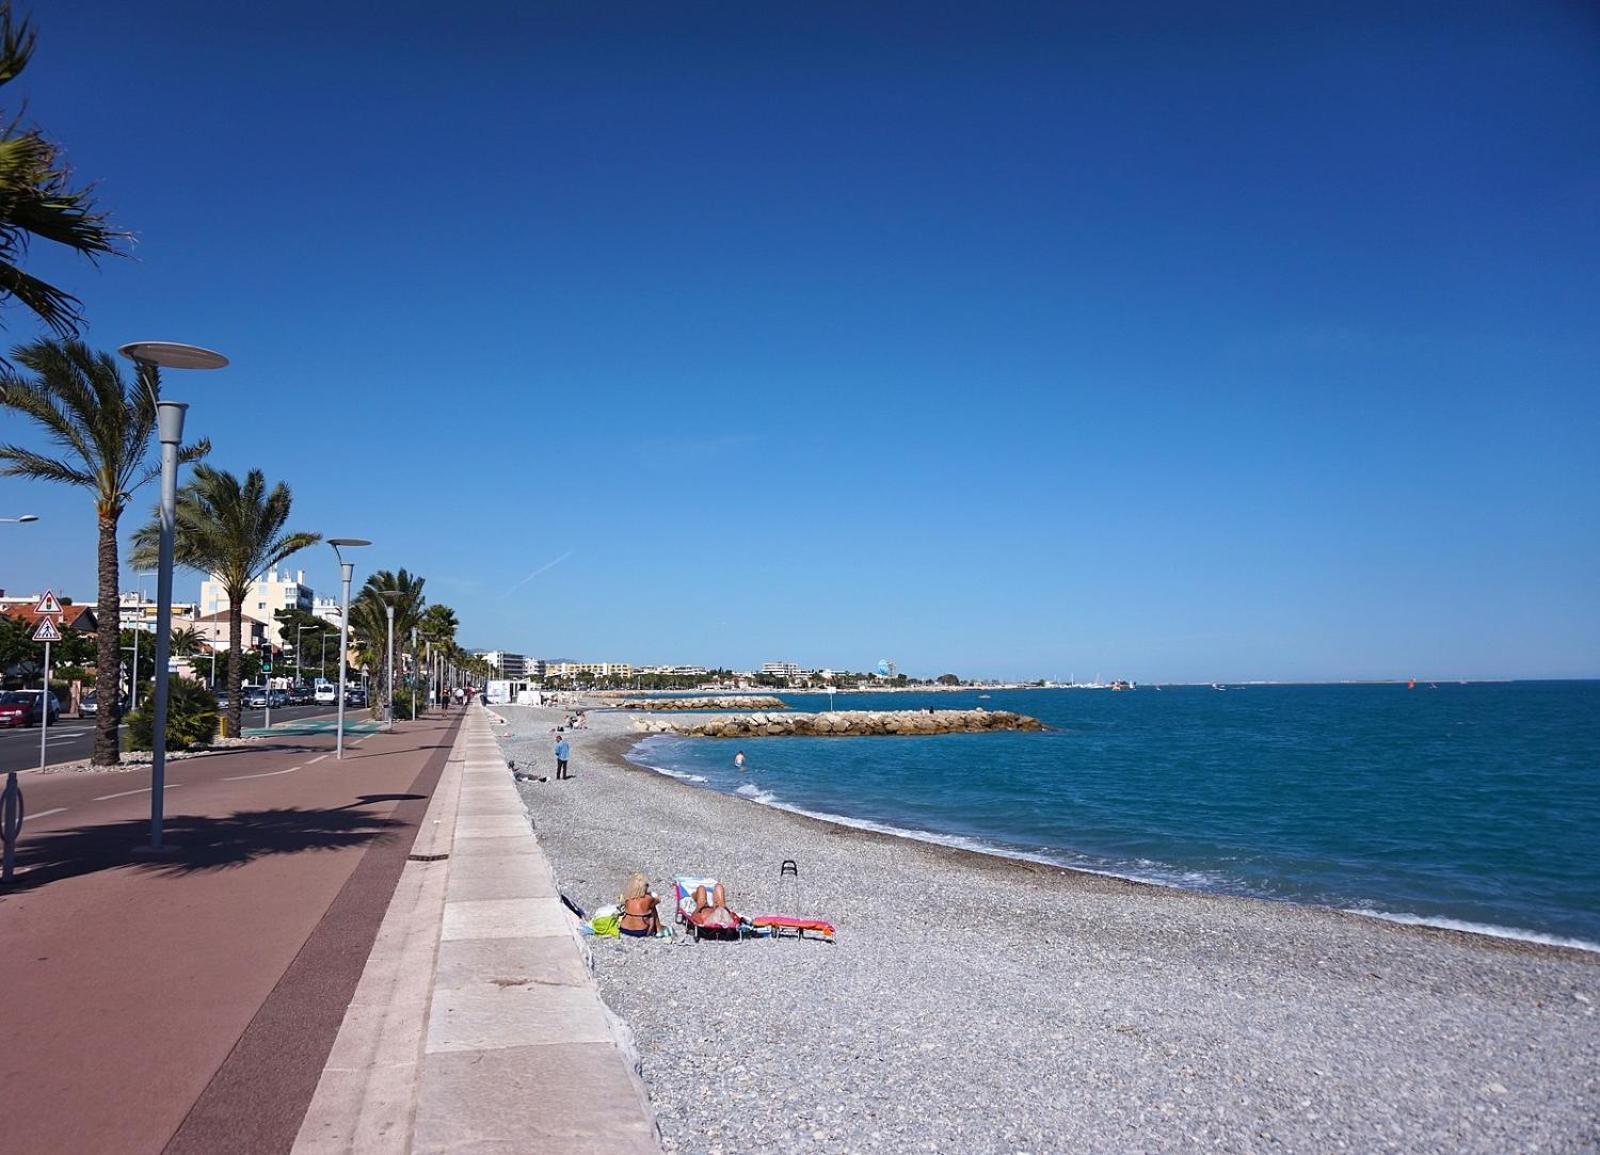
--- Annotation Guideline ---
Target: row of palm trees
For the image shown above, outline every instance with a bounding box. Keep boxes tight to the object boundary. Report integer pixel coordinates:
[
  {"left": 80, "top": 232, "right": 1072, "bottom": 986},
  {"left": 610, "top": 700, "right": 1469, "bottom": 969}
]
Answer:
[
  {"left": 0, "top": 5, "right": 485, "bottom": 757},
  {"left": 1, "top": 337, "right": 483, "bottom": 757}
]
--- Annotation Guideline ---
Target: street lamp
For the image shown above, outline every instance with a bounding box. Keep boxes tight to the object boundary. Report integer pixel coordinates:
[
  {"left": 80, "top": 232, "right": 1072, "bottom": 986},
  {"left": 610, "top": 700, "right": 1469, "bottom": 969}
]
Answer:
[
  {"left": 381, "top": 591, "right": 399, "bottom": 731},
  {"left": 119, "top": 340, "right": 227, "bottom": 855},
  {"left": 1, "top": 514, "right": 38, "bottom": 523},
  {"left": 327, "top": 538, "right": 369, "bottom": 759}
]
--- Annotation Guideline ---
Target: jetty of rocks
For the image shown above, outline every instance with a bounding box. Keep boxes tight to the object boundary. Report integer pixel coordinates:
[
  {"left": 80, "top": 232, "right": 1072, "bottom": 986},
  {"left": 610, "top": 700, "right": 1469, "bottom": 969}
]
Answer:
[
  {"left": 631, "top": 708, "right": 1044, "bottom": 737},
  {"left": 619, "top": 695, "right": 789, "bottom": 712}
]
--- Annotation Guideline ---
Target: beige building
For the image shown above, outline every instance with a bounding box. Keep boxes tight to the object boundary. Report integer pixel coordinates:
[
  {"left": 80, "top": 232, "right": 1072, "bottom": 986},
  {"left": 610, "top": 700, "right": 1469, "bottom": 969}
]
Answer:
[{"left": 199, "top": 568, "right": 313, "bottom": 648}]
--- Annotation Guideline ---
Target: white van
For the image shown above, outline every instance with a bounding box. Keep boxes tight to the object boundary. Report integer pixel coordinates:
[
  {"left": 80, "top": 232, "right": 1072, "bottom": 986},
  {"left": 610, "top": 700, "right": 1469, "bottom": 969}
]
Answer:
[{"left": 314, "top": 683, "right": 337, "bottom": 704}]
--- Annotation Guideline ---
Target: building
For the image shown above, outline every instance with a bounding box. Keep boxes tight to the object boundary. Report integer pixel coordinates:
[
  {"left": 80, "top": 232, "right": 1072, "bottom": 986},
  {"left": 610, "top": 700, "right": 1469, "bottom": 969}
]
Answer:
[
  {"left": 761, "top": 661, "right": 803, "bottom": 681},
  {"left": 193, "top": 611, "right": 268, "bottom": 653},
  {"left": 476, "top": 651, "right": 531, "bottom": 678},
  {"left": 199, "top": 568, "right": 313, "bottom": 648},
  {"left": 117, "top": 589, "right": 200, "bottom": 634},
  {"left": 311, "top": 596, "right": 345, "bottom": 630},
  {"left": 543, "top": 661, "right": 633, "bottom": 681}
]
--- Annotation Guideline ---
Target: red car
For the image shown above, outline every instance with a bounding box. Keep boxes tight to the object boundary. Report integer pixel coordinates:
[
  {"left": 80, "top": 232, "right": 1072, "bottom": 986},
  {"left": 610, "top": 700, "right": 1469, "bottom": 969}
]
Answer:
[{"left": 0, "top": 690, "right": 60, "bottom": 727}]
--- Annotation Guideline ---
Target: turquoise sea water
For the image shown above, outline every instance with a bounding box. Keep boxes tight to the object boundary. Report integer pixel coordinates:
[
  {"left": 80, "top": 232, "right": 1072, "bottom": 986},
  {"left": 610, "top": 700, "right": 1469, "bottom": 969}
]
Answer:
[{"left": 625, "top": 682, "right": 1600, "bottom": 948}]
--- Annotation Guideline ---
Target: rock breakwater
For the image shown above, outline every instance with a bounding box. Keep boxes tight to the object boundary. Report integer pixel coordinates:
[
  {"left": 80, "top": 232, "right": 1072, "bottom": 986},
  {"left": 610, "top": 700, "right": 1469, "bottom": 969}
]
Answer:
[
  {"left": 632, "top": 708, "right": 1044, "bottom": 737},
  {"left": 620, "top": 696, "right": 789, "bottom": 712}
]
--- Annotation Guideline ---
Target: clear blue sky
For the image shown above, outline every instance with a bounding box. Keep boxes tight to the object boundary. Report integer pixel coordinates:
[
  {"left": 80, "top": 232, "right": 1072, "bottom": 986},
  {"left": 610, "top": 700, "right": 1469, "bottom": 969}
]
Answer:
[{"left": 3, "top": 1, "right": 1597, "bottom": 681}]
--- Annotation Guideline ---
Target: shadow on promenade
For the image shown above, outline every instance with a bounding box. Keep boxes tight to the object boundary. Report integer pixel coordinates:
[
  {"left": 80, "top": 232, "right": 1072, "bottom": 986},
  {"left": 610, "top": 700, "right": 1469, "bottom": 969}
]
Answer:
[{"left": 3, "top": 804, "right": 409, "bottom": 893}]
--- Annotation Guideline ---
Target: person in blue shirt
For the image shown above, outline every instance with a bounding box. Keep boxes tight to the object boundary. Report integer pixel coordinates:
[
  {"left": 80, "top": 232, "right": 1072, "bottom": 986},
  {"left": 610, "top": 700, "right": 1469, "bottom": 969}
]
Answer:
[{"left": 555, "top": 733, "right": 571, "bottom": 780}]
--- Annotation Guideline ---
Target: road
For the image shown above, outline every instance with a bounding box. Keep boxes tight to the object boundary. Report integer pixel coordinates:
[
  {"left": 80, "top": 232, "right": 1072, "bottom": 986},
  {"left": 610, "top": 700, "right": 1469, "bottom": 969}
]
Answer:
[{"left": 0, "top": 703, "right": 350, "bottom": 774}]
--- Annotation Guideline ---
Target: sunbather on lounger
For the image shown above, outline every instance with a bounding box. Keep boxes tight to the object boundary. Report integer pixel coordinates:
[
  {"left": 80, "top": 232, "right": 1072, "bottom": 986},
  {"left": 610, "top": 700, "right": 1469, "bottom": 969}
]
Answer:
[{"left": 690, "top": 883, "right": 740, "bottom": 932}]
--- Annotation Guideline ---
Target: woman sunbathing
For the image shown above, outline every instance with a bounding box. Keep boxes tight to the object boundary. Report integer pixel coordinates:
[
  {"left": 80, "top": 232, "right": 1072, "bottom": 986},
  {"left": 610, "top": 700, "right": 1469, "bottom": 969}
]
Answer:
[
  {"left": 619, "top": 873, "right": 661, "bottom": 938},
  {"left": 690, "top": 883, "right": 741, "bottom": 932}
]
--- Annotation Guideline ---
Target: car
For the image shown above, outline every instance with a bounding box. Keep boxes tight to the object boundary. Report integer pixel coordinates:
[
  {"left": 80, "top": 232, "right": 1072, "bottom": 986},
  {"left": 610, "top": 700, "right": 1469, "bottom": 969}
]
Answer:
[
  {"left": 268, "top": 689, "right": 288, "bottom": 708},
  {"left": 0, "top": 690, "right": 60, "bottom": 727},
  {"left": 215, "top": 691, "right": 231, "bottom": 710},
  {"left": 314, "top": 684, "right": 337, "bottom": 704},
  {"left": 245, "top": 687, "right": 268, "bottom": 708},
  {"left": 344, "top": 689, "right": 367, "bottom": 708},
  {"left": 290, "top": 686, "right": 313, "bottom": 705},
  {"left": 80, "top": 690, "right": 127, "bottom": 717}
]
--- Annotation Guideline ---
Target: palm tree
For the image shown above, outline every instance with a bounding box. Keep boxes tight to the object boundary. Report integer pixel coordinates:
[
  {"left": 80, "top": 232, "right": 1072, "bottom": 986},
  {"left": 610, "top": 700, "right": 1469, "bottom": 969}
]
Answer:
[
  {"left": 132, "top": 465, "right": 319, "bottom": 737},
  {"left": 348, "top": 569, "right": 426, "bottom": 714},
  {"left": 169, "top": 626, "right": 204, "bottom": 658},
  {"left": 0, "top": 338, "right": 208, "bottom": 763},
  {"left": 0, "top": 5, "right": 127, "bottom": 337}
]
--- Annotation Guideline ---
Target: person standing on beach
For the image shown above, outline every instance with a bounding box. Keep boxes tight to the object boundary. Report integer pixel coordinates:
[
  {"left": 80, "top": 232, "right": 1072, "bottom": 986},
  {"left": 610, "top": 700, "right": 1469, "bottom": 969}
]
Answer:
[{"left": 555, "top": 734, "right": 571, "bottom": 780}]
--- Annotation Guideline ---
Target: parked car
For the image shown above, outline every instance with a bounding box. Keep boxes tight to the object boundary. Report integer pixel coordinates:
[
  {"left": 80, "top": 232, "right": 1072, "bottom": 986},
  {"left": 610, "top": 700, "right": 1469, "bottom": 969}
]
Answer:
[
  {"left": 0, "top": 690, "right": 61, "bottom": 727},
  {"left": 314, "top": 684, "right": 337, "bottom": 704},
  {"left": 289, "top": 685, "right": 313, "bottom": 705},
  {"left": 268, "top": 689, "right": 288, "bottom": 708},
  {"left": 344, "top": 689, "right": 367, "bottom": 708},
  {"left": 80, "top": 690, "right": 128, "bottom": 717},
  {"left": 245, "top": 687, "right": 268, "bottom": 708},
  {"left": 215, "top": 691, "right": 231, "bottom": 711}
]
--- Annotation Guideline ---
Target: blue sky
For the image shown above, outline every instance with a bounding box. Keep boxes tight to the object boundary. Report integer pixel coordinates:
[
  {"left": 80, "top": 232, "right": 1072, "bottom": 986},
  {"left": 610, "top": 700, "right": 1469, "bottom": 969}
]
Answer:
[{"left": 2, "top": 1, "right": 1596, "bottom": 681}]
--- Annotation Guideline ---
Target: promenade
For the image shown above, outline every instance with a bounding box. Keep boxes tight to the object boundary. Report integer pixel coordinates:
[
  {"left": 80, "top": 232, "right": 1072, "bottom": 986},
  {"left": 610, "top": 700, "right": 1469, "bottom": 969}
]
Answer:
[{"left": 0, "top": 704, "right": 658, "bottom": 1155}]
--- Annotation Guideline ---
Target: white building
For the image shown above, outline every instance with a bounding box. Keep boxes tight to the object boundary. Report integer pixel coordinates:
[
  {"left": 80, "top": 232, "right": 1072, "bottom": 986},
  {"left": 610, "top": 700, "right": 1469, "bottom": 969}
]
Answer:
[
  {"left": 543, "top": 661, "right": 633, "bottom": 680},
  {"left": 311, "top": 596, "right": 344, "bottom": 630},
  {"left": 117, "top": 589, "right": 200, "bottom": 633},
  {"left": 478, "top": 651, "right": 531, "bottom": 678},
  {"left": 199, "top": 567, "right": 313, "bottom": 648},
  {"left": 761, "top": 661, "right": 803, "bottom": 680}
]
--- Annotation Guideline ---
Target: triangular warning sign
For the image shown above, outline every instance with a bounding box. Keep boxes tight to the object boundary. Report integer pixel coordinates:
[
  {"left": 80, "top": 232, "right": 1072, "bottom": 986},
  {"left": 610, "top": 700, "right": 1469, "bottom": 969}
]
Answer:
[
  {"left": 34, "top": 589, "right": 62, "bottom": 615},
  {"left": 33, "top": 616, "right": 62, "bottom": 642}
]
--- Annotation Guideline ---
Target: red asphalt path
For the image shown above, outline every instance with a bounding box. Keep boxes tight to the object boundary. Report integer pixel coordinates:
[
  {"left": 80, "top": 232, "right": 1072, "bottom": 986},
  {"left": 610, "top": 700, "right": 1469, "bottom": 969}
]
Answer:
[{"left": 0, "top": 711, "right": 463, "bottom": 1155}]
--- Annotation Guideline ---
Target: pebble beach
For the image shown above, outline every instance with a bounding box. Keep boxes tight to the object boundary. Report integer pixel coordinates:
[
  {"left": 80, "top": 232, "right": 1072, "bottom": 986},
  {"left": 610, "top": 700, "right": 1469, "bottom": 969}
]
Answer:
[{"left": 495, "top": 703, "right": 1598, "bottom": 1154}]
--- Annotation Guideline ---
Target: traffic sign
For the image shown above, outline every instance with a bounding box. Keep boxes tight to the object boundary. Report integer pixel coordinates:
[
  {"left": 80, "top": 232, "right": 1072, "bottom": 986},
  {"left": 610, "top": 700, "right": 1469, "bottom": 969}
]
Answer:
[
  {"left": 33, "top": 589, "right": 61, "bottom": 616},
  {"left": 32, "top": 617, "right": 62, "bottom": 643}
]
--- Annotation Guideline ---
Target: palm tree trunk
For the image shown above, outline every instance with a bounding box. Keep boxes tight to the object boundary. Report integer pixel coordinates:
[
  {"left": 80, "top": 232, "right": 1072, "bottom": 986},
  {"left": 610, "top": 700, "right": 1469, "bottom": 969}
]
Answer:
[
  {"left": 92, "top": 511, "right": 121, "bottom": 765},
  {"left": 226, "top": 603, "right": 243, "bottom": 738}
]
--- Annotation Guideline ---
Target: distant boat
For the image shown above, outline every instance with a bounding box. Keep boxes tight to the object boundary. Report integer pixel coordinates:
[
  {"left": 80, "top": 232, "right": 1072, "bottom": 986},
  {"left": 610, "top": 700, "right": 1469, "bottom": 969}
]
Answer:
[
  {"left": 1408, "top": 678, "right": 1417, "bottom": 690},
  {"left": 1211, "top": 683, "right": 1226, "bottom": 691}
]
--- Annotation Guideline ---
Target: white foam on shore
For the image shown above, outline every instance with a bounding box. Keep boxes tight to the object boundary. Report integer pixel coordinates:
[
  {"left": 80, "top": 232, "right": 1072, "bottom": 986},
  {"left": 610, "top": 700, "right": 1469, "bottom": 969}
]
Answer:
[
  {"left": 735, "top": 782, "right": 778, "bottom": 804},
  {"left": 1343, "top": 909, "right": 1600, "bottom": 954},
  {"left": 641, "top": 762, "right": 709, "bottom": 784}
]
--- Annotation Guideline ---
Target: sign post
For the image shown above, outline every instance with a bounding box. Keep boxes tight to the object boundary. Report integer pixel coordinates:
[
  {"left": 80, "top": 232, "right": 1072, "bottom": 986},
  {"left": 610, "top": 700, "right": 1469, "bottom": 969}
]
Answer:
[{"left": 33, "top": 611, "right": 62, "bottom": 774}]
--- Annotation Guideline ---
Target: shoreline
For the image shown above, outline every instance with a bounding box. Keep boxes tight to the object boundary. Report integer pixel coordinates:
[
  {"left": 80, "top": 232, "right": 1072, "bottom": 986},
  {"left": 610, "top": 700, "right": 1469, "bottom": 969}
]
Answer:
[
  {"left": 499, "top": 705, "right": 1597, "bottom": 1153},
  {"left": 613, "top": 732, "right": 1600, "bottom": 962}
]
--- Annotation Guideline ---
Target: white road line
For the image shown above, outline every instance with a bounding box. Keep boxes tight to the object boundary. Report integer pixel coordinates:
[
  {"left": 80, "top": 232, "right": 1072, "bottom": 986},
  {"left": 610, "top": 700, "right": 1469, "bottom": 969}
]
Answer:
[
  {"left": 223, "top": 765, "right": 302, "bottom": 781},
  {"left": 307, "top": 754, "right": 329, "bottom": 765},
  {"left": 25, "top": 807, "right": 68, "bottom": 821},
  {"left": 93, "top": 783, "right": 183, "bottom": 801}
]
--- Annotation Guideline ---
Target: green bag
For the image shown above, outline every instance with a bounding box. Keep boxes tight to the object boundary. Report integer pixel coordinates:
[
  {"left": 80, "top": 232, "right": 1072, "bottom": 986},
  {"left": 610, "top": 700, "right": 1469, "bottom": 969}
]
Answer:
[{"left": 589, "top": 913, "right": 621, "bottom": 937}]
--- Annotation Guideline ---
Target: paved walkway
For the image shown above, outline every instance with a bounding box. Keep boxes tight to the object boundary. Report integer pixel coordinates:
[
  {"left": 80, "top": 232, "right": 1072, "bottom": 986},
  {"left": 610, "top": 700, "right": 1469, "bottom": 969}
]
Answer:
[
  {"left": 0, "top": 712, "right": 462, "bottom": 1154},
  {"left": 295, "top": 706, "right": 660, "bottom": 1154}
]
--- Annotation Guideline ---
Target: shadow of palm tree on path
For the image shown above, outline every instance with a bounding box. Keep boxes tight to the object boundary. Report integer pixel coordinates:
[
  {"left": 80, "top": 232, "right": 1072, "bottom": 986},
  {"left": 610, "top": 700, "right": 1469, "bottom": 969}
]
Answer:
[{"left": 4, "top": 804, "right": 410, "bottom": 892}]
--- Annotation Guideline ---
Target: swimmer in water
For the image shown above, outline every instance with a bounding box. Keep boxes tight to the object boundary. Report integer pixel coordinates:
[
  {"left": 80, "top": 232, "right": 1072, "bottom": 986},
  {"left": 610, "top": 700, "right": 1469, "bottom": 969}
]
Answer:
[{"left": 734, "top": 750, "right": 746, "bottom": 772}]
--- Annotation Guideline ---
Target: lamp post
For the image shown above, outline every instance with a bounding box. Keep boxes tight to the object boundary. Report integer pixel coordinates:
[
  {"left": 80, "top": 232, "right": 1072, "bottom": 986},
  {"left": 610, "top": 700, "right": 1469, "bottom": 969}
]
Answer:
[
  {"left": 119, "top": 341, "right": 227, "bottom": 855},
  {"left": 320, "top": 632, "right": 331, "bottom": 679},
  {"left": 410, "top": 627, "right": 419, "bottom": 721},
  {"left": 328, "top": 539, "right": 370, "bottom": 760},
  {"left": 381, "top": 591, "right": 399, "bottom": 731}
]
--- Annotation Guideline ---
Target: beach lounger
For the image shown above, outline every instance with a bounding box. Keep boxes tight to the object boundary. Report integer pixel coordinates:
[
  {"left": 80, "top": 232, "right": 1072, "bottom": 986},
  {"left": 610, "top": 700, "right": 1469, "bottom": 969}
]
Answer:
[{"left": 749, "top": 914, "right": 836, "bottom": 942}]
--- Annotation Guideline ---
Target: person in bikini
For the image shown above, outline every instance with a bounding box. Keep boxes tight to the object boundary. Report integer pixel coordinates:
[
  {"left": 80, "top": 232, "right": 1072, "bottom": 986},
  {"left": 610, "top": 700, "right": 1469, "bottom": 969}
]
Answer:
[{"left": 619, "top": 873, "right": 661, "bottom": 938}]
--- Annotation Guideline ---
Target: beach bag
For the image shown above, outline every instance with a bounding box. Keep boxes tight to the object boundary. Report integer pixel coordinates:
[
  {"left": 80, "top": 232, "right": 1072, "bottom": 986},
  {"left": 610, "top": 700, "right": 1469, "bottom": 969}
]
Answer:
[{"left": 589, "top": 904, "right": 621, "bottom": 938}]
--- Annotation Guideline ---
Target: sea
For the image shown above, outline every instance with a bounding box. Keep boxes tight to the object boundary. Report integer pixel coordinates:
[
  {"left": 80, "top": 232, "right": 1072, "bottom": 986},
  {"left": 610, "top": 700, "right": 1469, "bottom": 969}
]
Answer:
[{"left": 624, "top": 681, "right": 1600, "bottom": 950}]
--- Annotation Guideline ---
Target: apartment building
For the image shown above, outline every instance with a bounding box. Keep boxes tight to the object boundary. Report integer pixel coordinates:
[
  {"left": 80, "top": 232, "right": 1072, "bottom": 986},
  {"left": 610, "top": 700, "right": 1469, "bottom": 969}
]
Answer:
[{"left": 199, "top": 568, "right": 313, "bottom": 648}]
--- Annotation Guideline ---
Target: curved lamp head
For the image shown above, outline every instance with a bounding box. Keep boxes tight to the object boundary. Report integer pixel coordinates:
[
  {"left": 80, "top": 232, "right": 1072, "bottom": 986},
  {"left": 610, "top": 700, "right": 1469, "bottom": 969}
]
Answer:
[
  {"left": 328, "top": 538, "right": 371, "bottom": 548},
  {"left": 3, "top": 514, "right": 38, "bottom": 524},
  {"left": 118, "top": 342, "right": 229, "bottom": 371}
]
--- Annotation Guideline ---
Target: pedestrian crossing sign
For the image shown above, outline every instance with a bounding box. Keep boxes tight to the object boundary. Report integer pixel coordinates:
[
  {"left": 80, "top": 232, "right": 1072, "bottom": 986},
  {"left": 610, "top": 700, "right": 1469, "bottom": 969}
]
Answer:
[
  {"left": 33, "top": 589, "right": 62, "bottom": 615},
  {"left": 33, "top": 616, "right": 62, "bottom": 642}
]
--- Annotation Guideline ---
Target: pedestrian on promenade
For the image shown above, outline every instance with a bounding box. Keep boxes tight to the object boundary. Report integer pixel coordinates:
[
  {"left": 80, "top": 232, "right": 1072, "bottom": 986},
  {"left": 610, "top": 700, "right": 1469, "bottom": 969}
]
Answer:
[{"left": 555, "top": 734, "right": 571, "bottom": 780}]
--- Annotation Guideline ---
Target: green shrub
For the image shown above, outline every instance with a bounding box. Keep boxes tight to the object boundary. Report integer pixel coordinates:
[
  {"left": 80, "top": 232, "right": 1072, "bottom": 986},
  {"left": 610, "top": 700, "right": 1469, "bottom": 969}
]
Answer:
[{"left": 125, "top": 677, "right": 220, "bottom": 751}]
